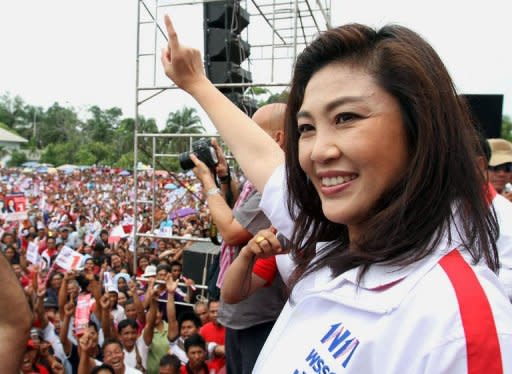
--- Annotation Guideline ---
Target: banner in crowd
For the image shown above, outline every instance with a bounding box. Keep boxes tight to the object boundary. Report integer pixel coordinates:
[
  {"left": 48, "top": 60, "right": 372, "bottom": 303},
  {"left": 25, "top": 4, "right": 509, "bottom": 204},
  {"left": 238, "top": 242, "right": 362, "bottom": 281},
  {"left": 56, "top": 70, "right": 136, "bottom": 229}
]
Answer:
[
  {"left": 55, "top": 246, "right": 84, "bottom": 271},
  {"left": 26, "top": 242, "right": 40, "bottom": 265},
  {"left": 74, "top": 293, "right": 92, "bottom": 336},
  {"left": 0, "top": 193, "right": 28, "bottom": 221}
]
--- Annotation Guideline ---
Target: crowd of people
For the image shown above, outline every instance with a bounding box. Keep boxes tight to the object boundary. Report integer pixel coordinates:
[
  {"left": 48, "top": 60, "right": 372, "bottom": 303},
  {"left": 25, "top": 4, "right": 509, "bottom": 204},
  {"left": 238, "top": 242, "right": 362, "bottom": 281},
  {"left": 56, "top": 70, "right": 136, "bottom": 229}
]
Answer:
[
  {"left": 3, "top": 10, "right": 512, "bottom": 374},
  {"left": 0, "top": 164, "right": 243, "bottom": 373}
]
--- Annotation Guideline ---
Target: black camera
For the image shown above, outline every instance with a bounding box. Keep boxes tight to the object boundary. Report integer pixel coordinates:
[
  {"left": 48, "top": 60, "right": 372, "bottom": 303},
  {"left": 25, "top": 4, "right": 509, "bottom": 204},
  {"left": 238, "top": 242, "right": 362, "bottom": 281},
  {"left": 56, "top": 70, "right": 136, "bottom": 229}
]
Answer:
[{"left": 179, "top": 138, "right": 219, "bottom": 170}]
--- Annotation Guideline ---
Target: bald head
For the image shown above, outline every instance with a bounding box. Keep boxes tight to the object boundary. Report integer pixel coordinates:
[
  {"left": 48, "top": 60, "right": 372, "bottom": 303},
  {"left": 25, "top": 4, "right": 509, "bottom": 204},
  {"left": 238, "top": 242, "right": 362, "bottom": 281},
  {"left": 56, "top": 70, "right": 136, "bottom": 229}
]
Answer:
[
  {"left": 252, "top": 103, "right": 286, "bottom": 133},
  {"left": 251, "top": 103, "right": 286, "bottom": 148}
]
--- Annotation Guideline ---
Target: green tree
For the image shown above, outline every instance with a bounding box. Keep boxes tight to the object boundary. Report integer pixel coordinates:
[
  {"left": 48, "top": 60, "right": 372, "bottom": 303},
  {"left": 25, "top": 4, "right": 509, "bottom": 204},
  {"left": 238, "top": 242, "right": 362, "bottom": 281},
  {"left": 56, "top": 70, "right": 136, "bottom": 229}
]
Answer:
[
  {"left": 115, "top": 116, "right": 159, "bottom": 158},
  {"left": 0, "top": 93, "right": 26, "bottom": 129},
  {"left": 113, "top": 152, "right": 134, "bottom": 169},
  {"left": 246, "top": 87, "right": 288, "bottom": 106},
  {"left": 19, "top": 104, "right": 45, "bottom": 148},
  {"left": 7, "top": 149, "right": 27, "bottom": 167},
  {"left": 82, "top": 142, "right": 116, "bottom": 165},
  {"left": 163, "top": 107, "right": 204, "bottom": 134},
  {"left": 38, "top": 103, "right": 80, "bottom": 147},
  {"left": 74, "top": 148, "right": 96, "bottom": 165},
  {"left": 162, "top": 107, "right": 205, "bottom": 153},
  {"left": 82, "top": 106, "right": 122, "bottom": 143},
  {"left": 40, "top": 142, "right": 79, "bottom": 166},
  {"left": 502, "top": 115, "right": 512, "bottom": 142}
]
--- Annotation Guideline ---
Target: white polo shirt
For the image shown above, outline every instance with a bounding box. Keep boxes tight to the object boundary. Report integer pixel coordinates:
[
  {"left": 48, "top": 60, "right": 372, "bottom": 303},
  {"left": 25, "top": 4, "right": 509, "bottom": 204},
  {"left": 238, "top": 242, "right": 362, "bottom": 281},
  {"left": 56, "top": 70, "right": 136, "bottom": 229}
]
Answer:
[
  {"left": 254, "top": 164, "right": 512, "bottom": 373},
  {"left": 491, "top": 189, "right": 512, "bottom": 300}
]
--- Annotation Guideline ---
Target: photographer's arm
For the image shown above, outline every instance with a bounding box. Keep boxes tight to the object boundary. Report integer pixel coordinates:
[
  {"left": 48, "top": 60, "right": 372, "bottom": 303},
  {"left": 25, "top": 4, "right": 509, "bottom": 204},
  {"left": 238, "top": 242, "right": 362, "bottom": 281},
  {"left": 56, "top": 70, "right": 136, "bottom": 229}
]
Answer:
[
  {"left": 161, "top": 15, "right": 284, "bottom": 193},
  {"left": 212, "top": 138, "right": 240, "bottom": 203},
  {"left": 192, "top": 154, "right": 252, "bottom": 246}
]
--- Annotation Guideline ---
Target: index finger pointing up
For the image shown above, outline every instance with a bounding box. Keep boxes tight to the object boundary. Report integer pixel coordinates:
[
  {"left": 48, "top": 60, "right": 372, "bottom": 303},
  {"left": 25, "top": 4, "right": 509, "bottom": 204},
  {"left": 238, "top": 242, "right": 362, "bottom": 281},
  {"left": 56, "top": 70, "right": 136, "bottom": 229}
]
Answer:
[{"left": 164, "top": 15, "right": 179, "bottom": 48}]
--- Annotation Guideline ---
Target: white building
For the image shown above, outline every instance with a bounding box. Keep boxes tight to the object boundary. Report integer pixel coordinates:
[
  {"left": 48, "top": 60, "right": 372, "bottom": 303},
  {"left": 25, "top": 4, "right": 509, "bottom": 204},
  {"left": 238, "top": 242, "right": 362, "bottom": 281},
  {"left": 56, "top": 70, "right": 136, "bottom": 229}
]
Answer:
[{"left": 0, "top": 127, "right": 28, "bottom": 166}]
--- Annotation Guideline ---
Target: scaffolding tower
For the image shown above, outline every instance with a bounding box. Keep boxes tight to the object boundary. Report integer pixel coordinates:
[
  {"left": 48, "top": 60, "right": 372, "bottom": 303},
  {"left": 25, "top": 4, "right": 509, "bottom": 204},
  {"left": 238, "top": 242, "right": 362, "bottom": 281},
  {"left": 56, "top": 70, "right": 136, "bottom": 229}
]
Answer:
[{"left": 132, "top": 0, "right": 331, "bottom": 294}]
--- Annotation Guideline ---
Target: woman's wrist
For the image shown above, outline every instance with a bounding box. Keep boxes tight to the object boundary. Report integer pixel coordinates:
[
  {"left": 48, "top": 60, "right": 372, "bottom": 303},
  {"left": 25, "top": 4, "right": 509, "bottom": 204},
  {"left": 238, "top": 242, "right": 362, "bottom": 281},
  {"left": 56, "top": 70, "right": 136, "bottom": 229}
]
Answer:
[{"left": 239, "top": 245, "right": 255, "bottom": 262}]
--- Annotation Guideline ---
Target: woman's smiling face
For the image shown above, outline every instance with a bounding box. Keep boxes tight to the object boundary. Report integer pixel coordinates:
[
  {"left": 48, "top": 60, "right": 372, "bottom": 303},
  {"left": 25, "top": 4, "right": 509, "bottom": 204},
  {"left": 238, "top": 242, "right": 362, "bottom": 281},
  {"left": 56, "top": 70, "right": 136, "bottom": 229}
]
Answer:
[{"left": 297, "top": 62, "right": 408, "bottom": 239}]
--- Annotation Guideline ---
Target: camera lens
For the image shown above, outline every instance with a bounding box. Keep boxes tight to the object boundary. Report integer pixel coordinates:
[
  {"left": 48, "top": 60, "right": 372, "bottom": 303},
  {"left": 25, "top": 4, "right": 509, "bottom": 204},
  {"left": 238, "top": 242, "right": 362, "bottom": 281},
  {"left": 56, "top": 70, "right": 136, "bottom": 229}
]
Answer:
[{"left": 178, "top": 152, "right": 195, "bottom": 170}]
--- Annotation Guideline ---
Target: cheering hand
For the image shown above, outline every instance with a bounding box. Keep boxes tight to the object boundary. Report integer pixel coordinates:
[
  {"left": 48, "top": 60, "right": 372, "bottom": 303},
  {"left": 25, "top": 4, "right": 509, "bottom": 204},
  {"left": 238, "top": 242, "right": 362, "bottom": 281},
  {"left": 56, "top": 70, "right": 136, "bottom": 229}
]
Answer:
[{"left": 161, "top": 15, "right": 208, "bottom": 94}]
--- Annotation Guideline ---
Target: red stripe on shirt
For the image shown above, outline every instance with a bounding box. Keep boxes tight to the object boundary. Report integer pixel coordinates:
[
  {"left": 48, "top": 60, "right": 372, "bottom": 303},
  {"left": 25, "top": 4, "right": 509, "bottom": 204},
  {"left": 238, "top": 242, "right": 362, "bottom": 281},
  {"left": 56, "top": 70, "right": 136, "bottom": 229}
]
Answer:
[
  {"left": 485, "top": 183, "right": 498, "bottom": 206},
  {"left": 439, "top": 249, "right": 503, "bottom": 374}
]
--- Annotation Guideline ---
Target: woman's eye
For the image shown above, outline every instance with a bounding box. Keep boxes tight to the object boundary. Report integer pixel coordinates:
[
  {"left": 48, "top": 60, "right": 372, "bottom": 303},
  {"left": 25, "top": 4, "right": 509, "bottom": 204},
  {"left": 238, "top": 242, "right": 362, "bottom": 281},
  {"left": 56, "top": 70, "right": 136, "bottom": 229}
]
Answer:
[
  {"left": 297, "top": 124, "right": 314, "bottom": 134},
  {"left": 335, "top": 112, "right": 360, "bottom": 124}
]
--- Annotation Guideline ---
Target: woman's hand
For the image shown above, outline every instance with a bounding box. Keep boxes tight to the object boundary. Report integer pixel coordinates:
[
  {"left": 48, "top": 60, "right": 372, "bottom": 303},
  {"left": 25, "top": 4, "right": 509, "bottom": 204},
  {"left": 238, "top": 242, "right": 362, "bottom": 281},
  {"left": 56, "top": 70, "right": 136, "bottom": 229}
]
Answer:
[
  {"left": 241, "top": 228, "right": 282, "bottom": 260},
  {"left": 160, "top": 15, "right": 208, "bottom": 94}
]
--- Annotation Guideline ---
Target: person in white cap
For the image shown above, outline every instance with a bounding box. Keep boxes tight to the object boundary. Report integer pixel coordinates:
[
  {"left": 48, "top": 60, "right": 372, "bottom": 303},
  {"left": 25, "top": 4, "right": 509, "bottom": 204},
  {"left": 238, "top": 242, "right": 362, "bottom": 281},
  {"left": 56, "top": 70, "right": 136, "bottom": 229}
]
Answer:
[{"left": 488, "top": 138, "right": 512, "bottom": 202}]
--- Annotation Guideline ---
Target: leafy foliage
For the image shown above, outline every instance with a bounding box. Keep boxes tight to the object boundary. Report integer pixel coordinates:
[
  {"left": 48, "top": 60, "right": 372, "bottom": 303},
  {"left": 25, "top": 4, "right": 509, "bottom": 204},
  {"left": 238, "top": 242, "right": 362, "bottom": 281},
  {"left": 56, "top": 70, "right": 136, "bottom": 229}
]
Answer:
[
  {"left": 502, "top": 115, "right": 512, "bottom": 142},
  {"left": 7, "top": 149, "right": 27, "bottom": 167},
  {"left": 0, "top": 92, "right": 207, "bottom": 171}
]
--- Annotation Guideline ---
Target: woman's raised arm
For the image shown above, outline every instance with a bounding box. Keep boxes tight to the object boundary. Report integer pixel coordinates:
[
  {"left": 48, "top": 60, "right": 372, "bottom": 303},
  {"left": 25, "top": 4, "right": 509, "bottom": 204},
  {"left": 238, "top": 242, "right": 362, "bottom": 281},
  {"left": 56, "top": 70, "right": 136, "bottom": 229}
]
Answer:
[{"left": 160, "top": 15, "right": 285, "bottom": 192}]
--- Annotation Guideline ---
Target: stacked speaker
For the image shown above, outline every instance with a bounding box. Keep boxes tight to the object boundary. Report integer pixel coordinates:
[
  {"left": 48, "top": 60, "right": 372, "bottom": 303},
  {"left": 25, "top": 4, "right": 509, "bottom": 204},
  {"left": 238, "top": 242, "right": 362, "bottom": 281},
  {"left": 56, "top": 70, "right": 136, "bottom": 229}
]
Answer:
[
  {"left": 462, "top": 94, "right": 503, "bottom": 138},
  {"left": 204, "top": 0, "right": 257, "bottom": 116}
]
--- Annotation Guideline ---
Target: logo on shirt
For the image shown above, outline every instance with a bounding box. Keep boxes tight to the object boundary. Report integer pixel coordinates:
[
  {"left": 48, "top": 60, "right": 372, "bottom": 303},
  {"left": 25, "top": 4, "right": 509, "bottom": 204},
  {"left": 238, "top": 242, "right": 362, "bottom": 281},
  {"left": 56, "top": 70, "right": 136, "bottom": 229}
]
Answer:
[
  {"left": 318, "top": 322, "right": 359, "bottom": 368},
  {"left": 294, "top": 321, "right": 360, "bottom": 374}
]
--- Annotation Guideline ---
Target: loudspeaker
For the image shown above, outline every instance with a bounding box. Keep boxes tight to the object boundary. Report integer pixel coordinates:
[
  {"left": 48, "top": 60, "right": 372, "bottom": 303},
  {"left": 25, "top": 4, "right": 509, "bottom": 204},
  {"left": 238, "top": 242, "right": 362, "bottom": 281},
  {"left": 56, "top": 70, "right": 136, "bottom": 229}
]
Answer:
[
  {"left": 205, "top": 28, "right": 251, "bottom": 63},
  {"left": 207, "top": 61, "right": 252, "bottom": 93},
  {"left": 182, "top": 241, "right": 220, "bottom": 286},
  {"left": 225, "top": 92, "right": 258, "bottom": 116},
  {"left": 203, "top": 0, "right": 253, "bottom": 111},
  {"left": 462, "top": 94, "right": 503, "bottom": 138},
  {"left": 204, "top": 1, "right": 249, "bottom": 33}
]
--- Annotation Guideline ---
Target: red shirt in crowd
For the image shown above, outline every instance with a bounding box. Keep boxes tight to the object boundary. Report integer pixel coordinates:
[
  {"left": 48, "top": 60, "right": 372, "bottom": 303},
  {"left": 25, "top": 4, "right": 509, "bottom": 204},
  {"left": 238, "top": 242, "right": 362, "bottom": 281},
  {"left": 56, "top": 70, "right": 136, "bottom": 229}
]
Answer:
[
  {"left": 200, "top": 322, "right": 225, "bottom": 372},
  {"left": 180, "top": 361, "right": 216, "bottom": 374}
]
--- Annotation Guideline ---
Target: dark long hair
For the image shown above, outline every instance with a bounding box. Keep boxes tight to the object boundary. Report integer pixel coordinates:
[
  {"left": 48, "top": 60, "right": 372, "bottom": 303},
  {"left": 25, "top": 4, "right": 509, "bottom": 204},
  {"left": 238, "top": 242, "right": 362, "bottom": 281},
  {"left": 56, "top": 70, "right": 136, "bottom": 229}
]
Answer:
[{"left": 284, "top": 24, "right": 499, "bottom": 287}]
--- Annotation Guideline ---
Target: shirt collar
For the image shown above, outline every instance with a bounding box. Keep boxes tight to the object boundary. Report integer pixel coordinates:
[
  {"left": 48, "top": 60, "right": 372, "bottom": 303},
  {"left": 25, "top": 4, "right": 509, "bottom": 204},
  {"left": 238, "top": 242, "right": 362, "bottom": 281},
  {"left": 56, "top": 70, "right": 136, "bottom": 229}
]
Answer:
[{"left": 321, "top": 203, "right": 466, "bottom": 292}]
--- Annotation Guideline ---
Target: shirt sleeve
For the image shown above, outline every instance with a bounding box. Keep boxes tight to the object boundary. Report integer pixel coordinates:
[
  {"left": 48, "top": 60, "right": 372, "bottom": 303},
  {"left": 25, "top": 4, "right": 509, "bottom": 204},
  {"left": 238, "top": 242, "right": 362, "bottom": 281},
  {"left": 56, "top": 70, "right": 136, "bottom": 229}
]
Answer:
[
  {"left": 41, "top": 322, "right": 67, "bottom": 362},
  {"left": 136, "top": 334, "right": 150, "bottom": 369},
  {"left": 493, "top": 195, "right": 512, "bottom": 301},
  {"left": 259, "top": 164, "right": 295, "bottom": 240},
  {"left": 253, "top": 256, "right": 278, "bottom": 286},
  {"left": 233, "top": 191, "right": 271, "bottom": 235}
]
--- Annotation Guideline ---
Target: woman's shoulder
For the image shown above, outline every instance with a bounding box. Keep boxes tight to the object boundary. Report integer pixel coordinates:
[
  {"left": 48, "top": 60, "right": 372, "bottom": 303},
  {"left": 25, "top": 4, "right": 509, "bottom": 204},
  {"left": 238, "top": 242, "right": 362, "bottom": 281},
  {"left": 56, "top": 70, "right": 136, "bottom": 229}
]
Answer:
[{"left": 402, "top": 252, "right": 512, "bottom": 346}]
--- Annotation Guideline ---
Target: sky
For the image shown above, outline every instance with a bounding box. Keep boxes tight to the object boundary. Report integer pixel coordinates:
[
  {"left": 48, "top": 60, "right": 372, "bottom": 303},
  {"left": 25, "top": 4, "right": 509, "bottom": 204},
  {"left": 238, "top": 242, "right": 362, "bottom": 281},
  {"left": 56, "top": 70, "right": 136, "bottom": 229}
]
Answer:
[{"left": 0, "top": 0, "right": 510, "bottom": 133}]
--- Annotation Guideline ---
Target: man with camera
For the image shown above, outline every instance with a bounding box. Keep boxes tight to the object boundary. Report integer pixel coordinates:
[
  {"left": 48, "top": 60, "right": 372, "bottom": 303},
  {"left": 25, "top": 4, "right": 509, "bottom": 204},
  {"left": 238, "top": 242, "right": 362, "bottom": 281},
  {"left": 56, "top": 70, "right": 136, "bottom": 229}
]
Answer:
[{"left": 188, "top": 103, "right": 288, "bottom": 374}]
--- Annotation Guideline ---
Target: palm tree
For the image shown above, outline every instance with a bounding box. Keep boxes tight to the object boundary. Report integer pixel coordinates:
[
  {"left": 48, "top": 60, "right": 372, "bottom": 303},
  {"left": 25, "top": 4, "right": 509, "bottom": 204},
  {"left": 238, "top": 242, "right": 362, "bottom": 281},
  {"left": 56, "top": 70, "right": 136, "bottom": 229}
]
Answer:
[{"left": 162, "top": 107, "right": 205, "bottom": 153}]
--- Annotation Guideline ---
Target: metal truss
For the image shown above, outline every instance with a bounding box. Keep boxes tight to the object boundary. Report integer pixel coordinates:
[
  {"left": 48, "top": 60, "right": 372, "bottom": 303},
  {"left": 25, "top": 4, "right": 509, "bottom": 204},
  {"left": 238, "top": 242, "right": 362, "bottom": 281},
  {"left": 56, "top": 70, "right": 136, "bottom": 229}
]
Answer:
[{"left": 132, "top": 0, "right": 331, "bottom": 294}]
